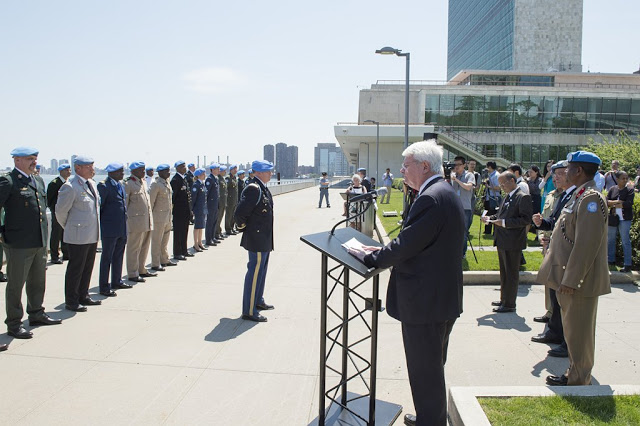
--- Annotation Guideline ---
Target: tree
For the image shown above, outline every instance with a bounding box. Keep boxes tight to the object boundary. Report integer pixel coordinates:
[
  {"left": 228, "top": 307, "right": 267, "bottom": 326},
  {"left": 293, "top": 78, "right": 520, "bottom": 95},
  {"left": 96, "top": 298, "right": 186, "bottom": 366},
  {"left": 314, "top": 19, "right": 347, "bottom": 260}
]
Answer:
[{"left": 583, "top": 131, "right": 640, "bottom": 178}]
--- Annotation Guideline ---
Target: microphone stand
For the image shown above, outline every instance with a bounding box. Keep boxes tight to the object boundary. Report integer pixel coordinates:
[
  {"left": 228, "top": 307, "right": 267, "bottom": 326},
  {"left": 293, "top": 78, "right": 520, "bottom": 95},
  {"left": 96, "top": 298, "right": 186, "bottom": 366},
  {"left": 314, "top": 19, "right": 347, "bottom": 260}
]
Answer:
[{"left": 330, "top": 197, "right": 375, "bottom": 235}]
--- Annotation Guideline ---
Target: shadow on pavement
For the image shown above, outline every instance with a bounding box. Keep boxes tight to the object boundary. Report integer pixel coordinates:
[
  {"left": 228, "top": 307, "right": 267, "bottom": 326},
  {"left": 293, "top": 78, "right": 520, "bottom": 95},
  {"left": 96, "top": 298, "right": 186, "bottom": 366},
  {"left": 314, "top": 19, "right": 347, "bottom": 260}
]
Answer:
[
  {"left": 205, "top": 317, "right": 257, "bottom": 342},
  {"left": 476, "top": 313, "right": 532, "bottom": 332}
]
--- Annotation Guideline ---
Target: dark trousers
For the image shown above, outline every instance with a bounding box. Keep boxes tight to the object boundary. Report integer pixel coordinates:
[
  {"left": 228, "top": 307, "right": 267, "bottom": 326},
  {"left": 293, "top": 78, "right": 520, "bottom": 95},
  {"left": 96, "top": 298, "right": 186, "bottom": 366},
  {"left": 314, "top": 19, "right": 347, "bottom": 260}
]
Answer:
[
  {"left": 483, "top": 199, "right": 498, "bottom": 234},
  {"left": 547, "top": 288, "right": 565, "bottom": 342},
  {"left": 402, "top": 319, "right": 456, "bottom": 426},
  {"left": 65, "top": 243, "right": 97, "bottom": 306},
  {"left": 49, "top": 213, "right": 68, "bottom": 260},
  {"left": 216, "top": 198, "right": 226, "bottom": 236},
  {"left": 172, "top": 215, "right": 189, "bottom": 257},
  {"left": 497, "top": 248, "right": 521, "bottom": 308},
  {"left": 205, "top": 204, "right": 218, "bottom": 243},
  {"left": 242, "top": 251, "right": 270, "bottom": 317},
  {"left": 318, "top": 188, "right": 330, "bottom": 207},
  {"left": 99, "top": 236, "right": 127, "bottom": 292},
  {"left": 4, "top": 246, "right": 46, "bottom": 329},
  {"left": 225, "top": 200, "right": 237, "bottom": 233}
]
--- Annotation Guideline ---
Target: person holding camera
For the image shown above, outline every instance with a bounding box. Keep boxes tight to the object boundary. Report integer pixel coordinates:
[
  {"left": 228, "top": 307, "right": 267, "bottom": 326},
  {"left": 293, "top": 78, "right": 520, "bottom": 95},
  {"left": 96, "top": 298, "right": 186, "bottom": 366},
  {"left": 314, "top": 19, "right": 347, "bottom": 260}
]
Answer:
[
  {"left": 451, "top": 156, "right": 475, "bottom": 257},
  {"left": 607, "top": 170, "right": 634, "bottom": 273},
  {"left": 483, "top": 161, "right": 501, "bottom": 234}
]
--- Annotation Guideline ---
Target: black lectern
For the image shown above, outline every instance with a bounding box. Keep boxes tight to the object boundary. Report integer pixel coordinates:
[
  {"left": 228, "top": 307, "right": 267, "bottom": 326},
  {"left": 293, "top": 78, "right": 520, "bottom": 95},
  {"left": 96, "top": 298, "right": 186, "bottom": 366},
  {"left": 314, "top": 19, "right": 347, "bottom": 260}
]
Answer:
[{"left": 301, "top": 227, "right": 402, "bottom": 426}]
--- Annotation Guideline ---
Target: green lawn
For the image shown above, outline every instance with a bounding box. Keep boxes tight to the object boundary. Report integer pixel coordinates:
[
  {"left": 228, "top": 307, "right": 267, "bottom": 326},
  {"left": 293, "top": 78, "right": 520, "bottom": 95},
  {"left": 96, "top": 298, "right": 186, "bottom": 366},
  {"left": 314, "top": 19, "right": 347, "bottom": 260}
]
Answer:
[{"left": 479, "top": 395, "right": 640, "bottom": 426}]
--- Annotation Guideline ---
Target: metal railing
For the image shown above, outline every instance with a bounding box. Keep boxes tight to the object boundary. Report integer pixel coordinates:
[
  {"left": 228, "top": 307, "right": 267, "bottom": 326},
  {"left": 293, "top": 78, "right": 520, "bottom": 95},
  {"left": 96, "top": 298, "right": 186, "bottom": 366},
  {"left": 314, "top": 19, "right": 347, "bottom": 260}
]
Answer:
[{"left": 373, "top": 79, "right": 640, "bottom": 90}]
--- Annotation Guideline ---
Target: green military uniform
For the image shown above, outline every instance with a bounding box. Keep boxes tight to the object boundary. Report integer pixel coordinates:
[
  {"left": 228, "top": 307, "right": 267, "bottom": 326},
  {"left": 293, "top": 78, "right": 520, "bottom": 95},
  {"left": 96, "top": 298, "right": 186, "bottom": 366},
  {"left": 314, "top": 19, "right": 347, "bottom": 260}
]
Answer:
[
  {"left": 216, "top": 173, "right": 227, "bottom": 237},
  {"left": 0, "top": 168, "right": 49, "bottom": 330},
  {"left": 225, "top": 173, "right": 238, "bottom": 234},
  {"left": 0, "top": 208, "right": 6, "bottom": 282},
  {"left": 537, "top": 180, "right": 610, "bottom": 385},
  {"left": 47, "top": 175, "right": 68, "bottom": 261}
]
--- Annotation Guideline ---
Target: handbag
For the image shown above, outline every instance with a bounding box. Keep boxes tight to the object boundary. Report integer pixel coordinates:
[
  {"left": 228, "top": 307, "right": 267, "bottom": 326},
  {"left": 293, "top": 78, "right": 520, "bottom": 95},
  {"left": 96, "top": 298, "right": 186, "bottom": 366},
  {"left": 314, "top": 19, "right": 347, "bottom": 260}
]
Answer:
[{"left": 608, "top": 209, "right": 620, "bottom": 227}]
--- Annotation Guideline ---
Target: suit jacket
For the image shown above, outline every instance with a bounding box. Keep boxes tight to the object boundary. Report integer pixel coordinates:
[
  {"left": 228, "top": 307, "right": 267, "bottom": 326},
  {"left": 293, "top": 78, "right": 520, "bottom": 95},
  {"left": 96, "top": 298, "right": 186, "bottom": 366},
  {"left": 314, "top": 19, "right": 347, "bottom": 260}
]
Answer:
[
  {"left": 0, "top": 169, "right": 48, "bottom": 248},
  {"left": 124, "top": 175, "right": 153, "bottom": 233},
  {"left": 537, "top": 180, "right": 611, "bottom": 297},
  {"left": 235, "top": 178, "right": 273, "bottom": 253},
  {"left": 226, "top": 174, "right": 238, "bottom": 205},
  {"left": 364, "top": 177, "right": 465, "bottom": 324},
  {"left": 190, "top": 179, "right": 207, "bottom": 215},
  {"left": 218, "top": 175, "right": 227, "bottom": 204},
  {"left": 491, "top": 187, "right": 532, "bottom": 251},
  {"left": 149, "top": 176, "right": 172, "bottom": 224},
  {"left": 205, "top": 173, "right": 219, "bottom": 211},
  {"left": 238, "top": 178, "right": 245, "bottom": 198},
  {"left": 171, "top": 173, "right": 191, "bottom": 219},
  {"left": 185, "top": 170, "right": 194, "bottom": 189},
  {"left": 46, "top": 175, "right": 65, "bottom": 214},
  {"left": 537, "top": 188, "right": 575, "bottom": 231},
  {"left": 97, "top": 177, "right": 127, "bottom": 238},
  {"left": 56, "top": 175, "right": 100, "bottom": 244}
]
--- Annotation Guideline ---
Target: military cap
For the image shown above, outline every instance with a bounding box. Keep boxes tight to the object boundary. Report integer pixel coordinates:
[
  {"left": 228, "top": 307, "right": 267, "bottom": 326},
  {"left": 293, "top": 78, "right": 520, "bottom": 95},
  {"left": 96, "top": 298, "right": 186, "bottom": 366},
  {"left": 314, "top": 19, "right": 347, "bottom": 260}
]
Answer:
[
  {"left": 174, "top": 160, "right": 185, "bottom": 167},
  {"left": 229, "top": 164, "right": 237, "bottom": 170},
  {"left": 219, "top": 165, "right": 227, "bottom": 172},
  {"left": 194, "top": 168, "right": 206, "bottom": 177},
  {"left": 146, "top": 166, "right": 154, "bottom": 171},
  {"left": 129, "top": 161, "right": 145, "bottom": 170},
  {"left": 551, "top": 160, "right": 568, "bottom": 172},
  {"left": 357, "top": 167, "right": 366, "bottom": 172},
  {"left": 248, "top": 169, "right": 253, "bottom": 174},
  {"left": 566, "top": 151, "right": 601, "bottom": 165},
  {"left": 74, "top": 155, "right": 94, "bottom": 165},
  {"left": 10, "top": 147, "right": 39, "bottom": 157},
  {"left": 251, "top": 160, "right": 274, "bottom": 172},
  {"left": 209, "top": 163, "right": 220, "bottom": 170},
  {"left": 238, "top": 170, "right": 245, "bottom": 175},
  {"left": 57, "top": 164, "right": 71, "bottom": 172},
  {"left": 157, "top": 163, "right": 170, "bottom": 171},
  {"left": 188, "top": 163, "right": 195, "bottom": 168},
  {"left": 105, "top": 163, "right": 124, "bottom": 172}
]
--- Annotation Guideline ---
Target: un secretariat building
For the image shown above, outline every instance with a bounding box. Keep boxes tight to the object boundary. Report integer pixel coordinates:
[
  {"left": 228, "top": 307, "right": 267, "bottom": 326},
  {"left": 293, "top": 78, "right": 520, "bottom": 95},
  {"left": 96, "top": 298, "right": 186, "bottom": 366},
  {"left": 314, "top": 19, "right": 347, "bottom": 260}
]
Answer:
[{"left": 335, "top": 0, "right": 640, "bottom": 173}]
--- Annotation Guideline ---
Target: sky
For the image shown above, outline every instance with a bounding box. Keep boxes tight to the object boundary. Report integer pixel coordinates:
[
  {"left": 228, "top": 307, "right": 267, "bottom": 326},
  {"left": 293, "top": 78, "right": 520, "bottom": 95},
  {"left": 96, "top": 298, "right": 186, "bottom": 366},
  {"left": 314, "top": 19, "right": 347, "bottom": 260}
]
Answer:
[{"left": 1, "top": 0, "right": 638, "bottom": 170}]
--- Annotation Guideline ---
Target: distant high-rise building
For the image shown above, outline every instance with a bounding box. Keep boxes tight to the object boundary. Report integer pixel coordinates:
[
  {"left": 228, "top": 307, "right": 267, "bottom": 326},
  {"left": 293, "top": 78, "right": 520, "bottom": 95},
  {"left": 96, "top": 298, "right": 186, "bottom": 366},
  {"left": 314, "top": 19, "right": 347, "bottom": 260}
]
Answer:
[
  {"left": 70, "top": 155, "right": 78, "bottom": 173},
  {"left": 59, "top": 159, "right": 69, "bottom": 165},
  {"left": 264, "top": 145, "right": 275, "bottom": 164},
  {"left": 273, "top": 142, "right": 298, "bottom": 178},
  {"left": 447, "top": 0, "right": 583, "bottom": 80},
  {"left": 314, "top": 143, "right": 350, "bottom": 177},
  {"left": 50, "top": 159, "right": 59, "bottom": 172}
]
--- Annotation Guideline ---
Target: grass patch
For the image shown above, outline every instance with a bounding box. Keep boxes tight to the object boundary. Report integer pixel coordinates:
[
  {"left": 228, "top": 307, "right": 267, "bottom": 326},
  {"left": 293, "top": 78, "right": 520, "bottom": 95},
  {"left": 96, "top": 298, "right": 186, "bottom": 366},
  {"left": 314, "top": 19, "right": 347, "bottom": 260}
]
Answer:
[
  {"left": 479, "top": 395, "right": 640, "bottom": 426},
  {"left": 463, "top": 250, "right": 542, "bottom": 272}
]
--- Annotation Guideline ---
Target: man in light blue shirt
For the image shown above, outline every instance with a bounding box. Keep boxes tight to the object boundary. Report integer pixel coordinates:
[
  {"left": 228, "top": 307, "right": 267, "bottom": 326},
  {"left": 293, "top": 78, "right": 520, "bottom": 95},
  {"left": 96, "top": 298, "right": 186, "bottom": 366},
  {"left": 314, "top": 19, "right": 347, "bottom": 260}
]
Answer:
[
  {"left": 380, "top": 168, "right": 393, "bottom": 204},
  {"left": 483, "top": 161, "right": 502, "bottom": 234}
]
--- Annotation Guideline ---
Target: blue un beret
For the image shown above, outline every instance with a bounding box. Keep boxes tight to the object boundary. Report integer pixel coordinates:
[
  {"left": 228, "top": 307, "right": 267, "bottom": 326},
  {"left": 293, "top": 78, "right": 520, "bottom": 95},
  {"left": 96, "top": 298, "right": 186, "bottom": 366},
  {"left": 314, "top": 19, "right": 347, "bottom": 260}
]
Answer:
[
  {"left": 219, "top": 165, "right": 227, "bottom": 172},
  {"left": 36, "top": 165, "right": 41, "bottom": 170},
  {"left": 146, "top": 166, "right": 154, "bottom": 171},
  {"left": 248, "top": 169, "right": 253, "bottom": 174},
  {"left": 74, "top": 155, "right": 94, "bottom": 165},
  {"left": 129, "top": 161, "right": 145, "bottom": 171},
  {"left": 251, "top": 160, "right": 274, "bottom": 172},
  {"left": 10, "top": 147, "right": 39, "bottom": 157},
  {"left": 357, "top": 167, "right": 366, "bottom": 172},
  {"left": 157, "top": 163, "right": 170, "bottom": 171},
  {"left": 174, "top": 160, "right": 185, "bottom": 167},
  {"left": 57, "top": 164, "right": 71, "bottom": 172},
  {"left": 566, "top": 151, "right": 601, "bottom": 166},
  {"left": 238, "top": 170, "right": 245, "bottom": 175},
  {"left": 209, "top": 163, "right": 220, "bottom": 170},
  {"left": 229, "top": 164, "right": 237, "bottom": 170},
  {"left": 105, "top": 163, "right": 124, "bottom": 172},
  {"left": 551, "top": 160, "right": 568, "bottom": 172},
  {"left": 194, "top": 168, "right": 206, "bottom": 177},
  {"left": 188, "top": 163, "right": 195, "bottom": 168}
]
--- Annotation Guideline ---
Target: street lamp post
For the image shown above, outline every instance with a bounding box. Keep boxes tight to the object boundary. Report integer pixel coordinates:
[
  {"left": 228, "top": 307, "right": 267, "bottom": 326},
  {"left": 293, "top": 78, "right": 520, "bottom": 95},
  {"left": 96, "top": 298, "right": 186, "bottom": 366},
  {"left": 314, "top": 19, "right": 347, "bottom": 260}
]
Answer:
[
  {"left": 375, "top": 47, "right": 410, "bottom": 150},
  {"left": 364, "top": 120, "right": 380, "bottom": 185}
]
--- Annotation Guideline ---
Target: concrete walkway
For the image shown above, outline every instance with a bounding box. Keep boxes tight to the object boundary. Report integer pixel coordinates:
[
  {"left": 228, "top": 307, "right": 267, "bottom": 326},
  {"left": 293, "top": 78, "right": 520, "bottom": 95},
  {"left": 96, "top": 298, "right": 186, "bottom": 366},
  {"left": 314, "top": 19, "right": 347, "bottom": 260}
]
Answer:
[{"left": 0, "top": 186, "right": 638, "bottom": 425}]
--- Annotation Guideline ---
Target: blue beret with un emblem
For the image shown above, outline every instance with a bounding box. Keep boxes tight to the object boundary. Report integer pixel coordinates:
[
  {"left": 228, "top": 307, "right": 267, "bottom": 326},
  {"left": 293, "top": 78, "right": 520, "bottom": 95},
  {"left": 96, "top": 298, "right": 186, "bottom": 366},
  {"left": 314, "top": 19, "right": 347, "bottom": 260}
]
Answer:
[
  {"left": 146, "top": 166, "right": 154, "bottom": 171},
  {"left": 229, "top": 164, "right": 237, "bottom": 170},
  {"left": 74, "top": 155, "right": 94, "bottom": 165},
  {"left": 174, "top": 160, "right": 185, "bottom": 167},
  {"left": 105, "top": 163, "right": 124, "bottom": 172},
  {"left": 251, "top": 160, "right": 274, "bottom": 172},
  {"left": 194, "top": 168, "right": 205, "bottom": 177},
  {"left": 188, "top": 163, "right": 195, "bottom": 168},
  {"left": 566, "top": 151, "right": 601, "bottom": 165},
  {"left": 209, "top": 163, "right": 220, "bottom": 170},
  {"left": 156, "top": 163, "right": 170, "bottom": 171},
  {"left": 129, "top": 161, "right": 145, "bottom": 171},
  {"left": 219, "top": 165, "right": 227, "bottom": 172},
  {"left": 10, "top": 147, "right": 39, "bottom": 157},
  {"left": 57, "top": 164, "right": 71, "bottom": 172},
  {"left": 551, "top": 160, "right": 568, "bottom": 172},
  {"left": 238, "top": 170, "right": 245, "bottom": 175}
]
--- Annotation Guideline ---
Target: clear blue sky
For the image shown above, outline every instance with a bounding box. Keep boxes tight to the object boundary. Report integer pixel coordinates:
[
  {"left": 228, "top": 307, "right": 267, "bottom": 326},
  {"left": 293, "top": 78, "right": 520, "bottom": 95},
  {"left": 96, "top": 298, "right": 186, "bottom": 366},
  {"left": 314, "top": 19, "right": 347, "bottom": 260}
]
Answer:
[{"left": 1, "top": 0, "right": 638, "bottom": 169}]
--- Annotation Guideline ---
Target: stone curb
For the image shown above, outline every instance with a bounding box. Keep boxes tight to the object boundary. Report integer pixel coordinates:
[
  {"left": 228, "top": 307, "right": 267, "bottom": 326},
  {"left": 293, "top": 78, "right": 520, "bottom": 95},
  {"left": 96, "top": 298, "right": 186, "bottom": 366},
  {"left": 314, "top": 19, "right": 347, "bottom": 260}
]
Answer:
[{"left": 448, "top": 385, "right": 640, "bottom": 426}]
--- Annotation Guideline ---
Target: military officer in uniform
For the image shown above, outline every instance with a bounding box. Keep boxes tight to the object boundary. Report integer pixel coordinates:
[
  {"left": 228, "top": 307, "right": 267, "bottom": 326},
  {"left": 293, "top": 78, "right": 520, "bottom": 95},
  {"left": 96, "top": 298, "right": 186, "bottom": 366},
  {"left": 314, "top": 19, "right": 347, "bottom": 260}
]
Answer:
[
  {"left": 191, "top": 168, "right": 207, "bottom": 251},
  {"left": 125, "top": 162, "right": 155, "bottom": 282},
  {"left": 225, "top": 165, "right": 239, "bottom": 235},
  {"left": 185, "top": 163, "right": 195, "bottom": 189},
  {"left": 216, "top": 165, "right": 228, "bottom": 240},
  {"left": 47, "top": 163, "right": 72, "bottom": 264},
  {"left": 235, "top": 160, "right": 275, "bottom": 322},
  {"left": 0, "top": 147, "right": 62, "bottom": 340},
  {"left": 538, "top": 151, "right": 610, "bottom": 386},
  {"left": 204, "top": 163, "right": 220, "bottom": 246},
  {"left": 237, "top": 170, "right": 246, "bottom": 200},
  {"left": 149, "top": 164, "right": 176, "bottom": 271},
  {"left": 145, "top": 166, "right": 154, "bottom": 190},
  {"left": 97, "top": 163, "right": 131, "bottom": 297},
  {"left": 171, "top": 160, "right": 193, "bottom": 260},
  {"left": 247, "top": 169, "right": 255, "bottom": 184}
]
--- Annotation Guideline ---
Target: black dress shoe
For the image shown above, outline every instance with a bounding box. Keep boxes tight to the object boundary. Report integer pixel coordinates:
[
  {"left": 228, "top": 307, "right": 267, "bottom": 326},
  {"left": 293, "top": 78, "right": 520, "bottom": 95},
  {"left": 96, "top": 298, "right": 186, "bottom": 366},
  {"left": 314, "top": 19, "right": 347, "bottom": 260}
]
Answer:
[
  {"left": 128, "top": 276, "right": 146, "bottom": 283},
  {"left": 0, "top": 343, "right": 7, "bottom": 352},
  {"left": 174, "top": 255, "right": 186, "bottom": 261},
  {"left": 546, "top": 374, "right": 568, "bottom": 386},
  {"left": 531, "top": 333, "right": 562, "bottom": 344},
  {"left": 213, "top": 239, "right": 222, "bottom": 243},
  {"left": 184, "top": 252, "right": 195, "bottom": 257},
  {"left": 66, "top": 304, "right": 87, "bottom": 312},
  {"left": 0, "top": 272, "right": 7, "bottom": 282},
  {"left": 100, "top": 290, "right": 117, "bottom": 297},
  {"left": 162, "top": 261, "right": 178, "bottom": 267},
  {"left": 404, "top": 414, "right": 416, "bottom": 426},
  {"left": 548, "top": 346, "right": 569, "bottom": 358},
  {"left": 81, "top": 298, "right": 102, "bottom": 306},
  {"left": 29, "top": 313, "right": 63, "bottom": 326},
  {"left": 140, "top": 271, "right": 157, "bottom": 278},
  {"left": 114, "top": 282, "right": 133, "bottom": 289},
  {"left": 241, "top": 314, "right": 267, "bottom": 322},
  {"left": 150, "top": 266, "right": 166, "bottom": 272},
  {"left": 51, "top": 258, "right": 63, "bottom": 265},
  {"left": 200, "top": 245, "right": 208, "bottom": 250},
  {"left": 7, "top": 326, "right": 33, "bottom": 339},
  {"left": 493, "top": 305, "right": 516, "bottom": 313},
  {"left": 256, "top": 303, "right": 274, "bottom": 310},
  {"left": 491, "top": 300, "right": 502, "bottom": 306},
  {"left": 533, "top": 315, "right": 550, "bottom": 323},
  {"left": 193, "top": 246, "right": 203, "bottom": 252}
]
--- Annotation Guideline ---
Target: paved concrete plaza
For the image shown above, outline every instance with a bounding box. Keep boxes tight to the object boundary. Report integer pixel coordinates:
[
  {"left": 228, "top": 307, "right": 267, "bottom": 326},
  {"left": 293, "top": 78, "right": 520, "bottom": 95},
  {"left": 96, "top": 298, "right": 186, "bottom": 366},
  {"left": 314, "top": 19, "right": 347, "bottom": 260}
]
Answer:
[{"left": 1, "top": 186, "right": 638, "bottom": 425}]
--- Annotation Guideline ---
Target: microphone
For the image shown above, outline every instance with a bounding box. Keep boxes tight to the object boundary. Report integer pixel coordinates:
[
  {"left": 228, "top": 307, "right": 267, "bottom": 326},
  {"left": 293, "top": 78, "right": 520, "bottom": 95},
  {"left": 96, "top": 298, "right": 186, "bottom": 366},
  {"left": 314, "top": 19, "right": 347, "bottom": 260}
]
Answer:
[{"left": 348, "top": 187, "right": 388, "bottom": 204}]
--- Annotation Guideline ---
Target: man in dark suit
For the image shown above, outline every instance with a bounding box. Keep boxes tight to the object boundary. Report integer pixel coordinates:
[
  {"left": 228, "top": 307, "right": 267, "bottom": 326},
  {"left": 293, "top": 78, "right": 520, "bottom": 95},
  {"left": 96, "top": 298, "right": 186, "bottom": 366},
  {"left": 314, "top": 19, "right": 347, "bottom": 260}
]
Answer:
[
  {"left": 47, "top": 163, "right": 71, "bottom": 264},
  {"left": 349, "top": 140, "right": 464, "bottom": 426},
  {"left": 204, "top": 163, "right": 220, "bottom": 246},
  {"left": 97, "top": 163, "right": 131, "bottom": 297},
  {"left": 357, "top": 167, "right": 372, "bottom": 192},
  {"left": 171, "top": 160, "right": 193, "bottom": 260},
  {"left": 0, "top": 147, "right": 62, "bottom": 341},
  {"left": 483, "top": 172, "right": 533, "bottom": 313}
]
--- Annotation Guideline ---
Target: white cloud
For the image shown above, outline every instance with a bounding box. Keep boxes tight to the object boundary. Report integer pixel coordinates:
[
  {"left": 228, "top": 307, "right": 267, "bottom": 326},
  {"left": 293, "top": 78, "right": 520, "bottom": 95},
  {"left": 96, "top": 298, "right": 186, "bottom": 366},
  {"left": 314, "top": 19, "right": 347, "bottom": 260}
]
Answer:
[{"left": 182, "top": 67, "right": 247, "bottom": 93}]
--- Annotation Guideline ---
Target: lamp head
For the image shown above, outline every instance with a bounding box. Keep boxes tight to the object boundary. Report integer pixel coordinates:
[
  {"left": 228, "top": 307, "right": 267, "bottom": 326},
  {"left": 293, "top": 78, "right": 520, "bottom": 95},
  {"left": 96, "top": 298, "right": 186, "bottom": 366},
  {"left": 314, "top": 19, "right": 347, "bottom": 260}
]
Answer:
[{"left": 375, "top": 46, "right": 400, "bottom": 55}]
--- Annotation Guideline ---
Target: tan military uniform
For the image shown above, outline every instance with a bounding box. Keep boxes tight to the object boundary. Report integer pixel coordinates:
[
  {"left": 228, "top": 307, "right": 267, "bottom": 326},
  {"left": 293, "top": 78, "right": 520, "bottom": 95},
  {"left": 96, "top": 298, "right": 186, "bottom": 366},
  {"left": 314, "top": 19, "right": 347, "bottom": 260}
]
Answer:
[
  {"left": 149, "top": 176, "right": 172, "bottom": 268},
  {"left": 537, "top": 180, "right": 610, "bottom": 385},
  {"left": 539, "top": 189, "right": 562, "bottom": 315},
  {"left": 125, "top": 176, "right": 153, "bottom": 278}
]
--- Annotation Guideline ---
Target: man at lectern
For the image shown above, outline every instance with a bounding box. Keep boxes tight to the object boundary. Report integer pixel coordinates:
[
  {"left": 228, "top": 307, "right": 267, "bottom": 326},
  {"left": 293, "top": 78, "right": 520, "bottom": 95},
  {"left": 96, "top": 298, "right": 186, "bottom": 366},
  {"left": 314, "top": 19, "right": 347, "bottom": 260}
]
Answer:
[{"left": 348, "top": 140, "right": 465, "bottom": 426}]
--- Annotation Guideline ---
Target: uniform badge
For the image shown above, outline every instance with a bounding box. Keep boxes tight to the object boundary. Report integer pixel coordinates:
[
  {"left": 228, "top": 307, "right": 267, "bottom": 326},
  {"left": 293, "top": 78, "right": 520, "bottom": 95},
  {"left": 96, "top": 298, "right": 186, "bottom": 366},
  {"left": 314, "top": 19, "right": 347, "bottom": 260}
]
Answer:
[{"left": 587, "top": 202, "right": 598, "bottom": 213}]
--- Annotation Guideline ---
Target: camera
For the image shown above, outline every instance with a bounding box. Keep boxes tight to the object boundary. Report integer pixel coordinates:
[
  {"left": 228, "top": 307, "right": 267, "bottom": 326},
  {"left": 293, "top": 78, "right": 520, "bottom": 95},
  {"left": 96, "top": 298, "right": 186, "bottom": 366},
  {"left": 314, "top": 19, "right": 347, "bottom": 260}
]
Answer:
[{"left": 443, "top": 161, "right": 455, "bottom": 180}]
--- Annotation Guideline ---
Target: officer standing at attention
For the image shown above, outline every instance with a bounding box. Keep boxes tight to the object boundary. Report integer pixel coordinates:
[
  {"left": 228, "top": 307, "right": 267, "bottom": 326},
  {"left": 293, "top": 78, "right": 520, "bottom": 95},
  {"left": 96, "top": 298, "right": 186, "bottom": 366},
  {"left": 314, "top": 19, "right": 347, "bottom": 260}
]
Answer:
[
  {"left": 204, "top": 163, "right": 220, "bottom": 247},
  {"left": 124, "top": 162, "right": 156, "bottom": 282},
  {"left": 0, "top": 147, "right": 62, "bottom": 342},
  {"left": 247, "top": 169, "right": 255, "bottom": 184},
  {"left": 144, "top": 166, "right": 154, "bottom": 190},
  {"left": 237, "top": 170, "right": 246, "bottom": 199},
  {"left": 185, "top": 163, "right": 195, "bottom": 189},
  {"left": 47, "top": 163, "right": 72, "bottom": 264},
  {"left": 149, "top": 164, "right": 176, "bottom": 271},
  {"left": 97, "top": 163, "right": 131, "bottom": 297},
  {"left": 216, "top": 166, "right": 228, "bottom": 240},
  {"left": 538, "top": 151, "right": 610, "bottom": 387},
  {"left": 235, "top": 160, "right": 275, "bottom": 323},
  {"left": 190, "top": 168, "right": 207, "bottom": 252},
  {"left": 225, "top": 165, "right": 239, "bottom": 235},
  {"left": 171, "top": 160, "right": 193, "bottom": 260}
]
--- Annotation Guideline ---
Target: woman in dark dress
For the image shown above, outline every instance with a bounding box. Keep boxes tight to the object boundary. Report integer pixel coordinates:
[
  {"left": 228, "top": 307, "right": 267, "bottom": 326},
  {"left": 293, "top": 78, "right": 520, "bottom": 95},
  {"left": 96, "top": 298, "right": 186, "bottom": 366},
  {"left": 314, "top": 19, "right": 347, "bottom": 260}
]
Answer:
[{"left": 191, "top": 168, "right": 208, "bottom": 252}]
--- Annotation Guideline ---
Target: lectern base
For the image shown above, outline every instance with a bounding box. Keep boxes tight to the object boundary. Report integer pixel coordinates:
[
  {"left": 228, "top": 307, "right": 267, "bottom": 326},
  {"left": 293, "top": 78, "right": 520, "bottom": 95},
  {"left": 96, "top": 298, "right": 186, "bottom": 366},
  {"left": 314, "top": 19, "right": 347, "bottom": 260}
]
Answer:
[{"left": 309, "top": 392, "right": 402, "bottom": 426}]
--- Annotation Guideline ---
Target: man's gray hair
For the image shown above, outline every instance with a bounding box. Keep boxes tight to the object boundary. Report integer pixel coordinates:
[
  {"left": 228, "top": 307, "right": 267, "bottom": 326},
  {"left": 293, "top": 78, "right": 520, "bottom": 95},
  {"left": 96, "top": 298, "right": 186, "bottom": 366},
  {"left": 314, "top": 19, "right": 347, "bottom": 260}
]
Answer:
[{"left": 402, "top": 139, "right": 443, "bottom": 175}]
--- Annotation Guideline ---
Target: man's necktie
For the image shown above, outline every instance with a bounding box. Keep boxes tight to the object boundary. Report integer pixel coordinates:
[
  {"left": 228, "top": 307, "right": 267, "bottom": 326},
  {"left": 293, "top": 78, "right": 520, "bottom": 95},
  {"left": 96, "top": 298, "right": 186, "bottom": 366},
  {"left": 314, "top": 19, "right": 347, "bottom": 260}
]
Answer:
[{"left": 86, "top": 180, "right": 97, "bottom": 198}]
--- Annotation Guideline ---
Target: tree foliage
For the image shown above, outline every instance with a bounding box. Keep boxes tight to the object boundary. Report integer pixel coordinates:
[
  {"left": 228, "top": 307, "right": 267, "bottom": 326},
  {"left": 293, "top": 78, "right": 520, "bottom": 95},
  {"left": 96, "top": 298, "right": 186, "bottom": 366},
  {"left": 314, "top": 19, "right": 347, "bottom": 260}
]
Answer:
[{"left": 583, "top": 132, "right": 640, "bottom": 178}]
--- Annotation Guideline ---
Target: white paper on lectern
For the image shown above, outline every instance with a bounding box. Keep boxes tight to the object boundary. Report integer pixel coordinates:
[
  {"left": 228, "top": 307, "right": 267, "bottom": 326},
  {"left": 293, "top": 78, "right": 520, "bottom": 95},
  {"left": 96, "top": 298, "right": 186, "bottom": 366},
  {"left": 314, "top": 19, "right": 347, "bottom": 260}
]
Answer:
[{"left": 341, "top": 237, "right": 366, "bottom": 252}]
